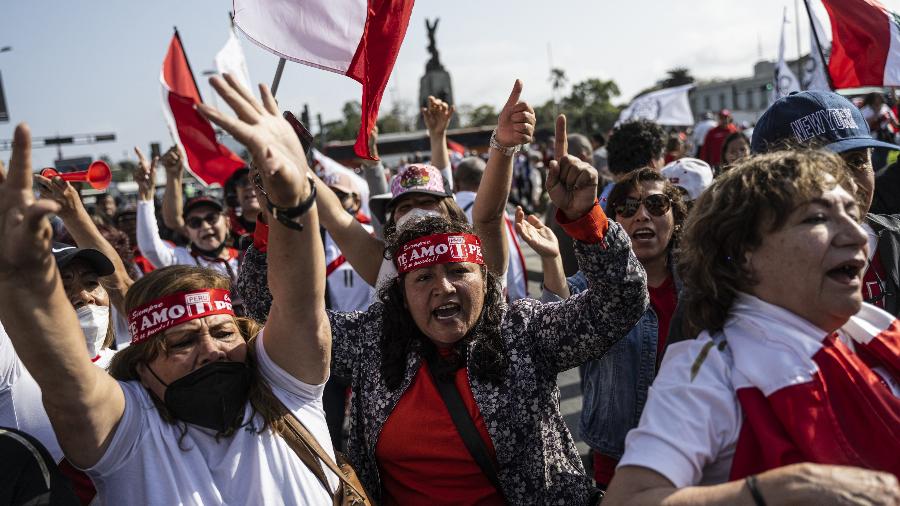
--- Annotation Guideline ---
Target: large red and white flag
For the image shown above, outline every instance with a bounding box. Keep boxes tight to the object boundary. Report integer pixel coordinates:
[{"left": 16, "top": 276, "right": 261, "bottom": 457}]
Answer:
[
  {"left": 232, "top": 0, "right": 415, "bottom": 160},
  {"left": 161, "top": 30, "right": 245, "bottom": 186},
  {"left": 822, "top": 0, "right": 900, "bottom": 87}
]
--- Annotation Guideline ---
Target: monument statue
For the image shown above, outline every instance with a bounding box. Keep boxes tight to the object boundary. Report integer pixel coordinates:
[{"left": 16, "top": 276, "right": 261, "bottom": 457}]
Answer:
[{"left": 418, "top": 17, "right": 458, "bottom": 129}]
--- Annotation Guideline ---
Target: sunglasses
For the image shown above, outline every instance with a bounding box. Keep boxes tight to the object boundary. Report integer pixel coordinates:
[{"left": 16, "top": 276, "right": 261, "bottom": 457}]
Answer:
[
  {"left": 185, "top": 211, "right": 222, "bottom": 229},
  {"left": 614, "top": 194, "right": 672, "bottom": 218}
]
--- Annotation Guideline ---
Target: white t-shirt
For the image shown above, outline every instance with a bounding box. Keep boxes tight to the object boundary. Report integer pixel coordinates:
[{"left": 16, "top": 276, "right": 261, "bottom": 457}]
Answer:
[
  {"left": 0, "top": 322, "right": 65, "bottom": 461},
  {"left": 0, "top": 322, "right": 117, "bottom": 462},
  {"left": 83, "top": 331, "right": 339, "bottom": 505},
  {"left": 617, "top": 336, "right": 740, "bottom": 488},
  {"left": 325, "top": 228, "right": 376, "bottom": 312},
  {"left": 455, "top": 191, "right": 527, "bottom": 301}
]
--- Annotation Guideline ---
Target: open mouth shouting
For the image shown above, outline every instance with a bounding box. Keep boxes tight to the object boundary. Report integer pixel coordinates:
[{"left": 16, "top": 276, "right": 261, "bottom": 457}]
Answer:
[
  {"left": 432, "top": 302, "right": 462, "bottom": 320},
  {"left": 825, "top": 258, "right": 866, "bottom": 286},
  {"left": 631, "top": 227, "right": 656, "bottom": 242}
]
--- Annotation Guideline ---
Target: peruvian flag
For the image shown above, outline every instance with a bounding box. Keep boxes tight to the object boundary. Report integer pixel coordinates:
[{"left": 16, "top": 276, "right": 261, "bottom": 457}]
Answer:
[
  {"left": 822, "top": 0, "right": 900, "bottom": 87},
  {"left": 232, "top": 0, "right": 415, "bottom": 160},
  {"left": 161, "top": 30, "right": 246, "bottom": 186}
]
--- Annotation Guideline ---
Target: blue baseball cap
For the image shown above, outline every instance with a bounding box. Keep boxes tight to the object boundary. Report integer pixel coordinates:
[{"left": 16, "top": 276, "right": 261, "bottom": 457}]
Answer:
[{"left": 750, "top": 91, "right": 899, "bottom": 154}]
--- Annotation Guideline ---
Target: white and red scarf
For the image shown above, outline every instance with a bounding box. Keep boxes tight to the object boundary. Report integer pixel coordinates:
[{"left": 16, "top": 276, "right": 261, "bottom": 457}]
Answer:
[{"left": 724, "top": 294, "right": 900, "bottom": 480}]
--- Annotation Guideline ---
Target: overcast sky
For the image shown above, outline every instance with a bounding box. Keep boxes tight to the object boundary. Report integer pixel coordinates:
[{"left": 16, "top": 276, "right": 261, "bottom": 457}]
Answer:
[{"left": 2, "top": 0, "right": 898, "bottom": 169}]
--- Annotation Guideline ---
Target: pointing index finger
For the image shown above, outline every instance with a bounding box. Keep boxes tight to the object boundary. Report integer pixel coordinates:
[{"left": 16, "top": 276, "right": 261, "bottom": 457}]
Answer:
[{"left": 555, "top": 114, "right": 568, "bottom": 160}]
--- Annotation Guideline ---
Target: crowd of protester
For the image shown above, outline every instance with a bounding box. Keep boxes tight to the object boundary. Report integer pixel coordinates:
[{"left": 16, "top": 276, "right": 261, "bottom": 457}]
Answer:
[{"left": 1, "top": 68, "right": 899, "bottom": 506}]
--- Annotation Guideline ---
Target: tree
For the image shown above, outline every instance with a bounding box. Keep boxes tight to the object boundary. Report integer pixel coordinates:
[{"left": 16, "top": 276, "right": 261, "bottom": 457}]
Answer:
[
  {"left": 377, "top": 100, "right": 415, "bottom": 134},
  {"left": 458, "top": 104, "right": 498, "bottom": 128},
  {"left": 321, "top": 100, "right": 362, "bottom": 142},
  {"left": 559, "top": 78, "right": 622, "bottom": 134},
  {"left": 657, "top": 67, "right": 695, "bottom": 89},
  {"left": 549, "top": 67, "right": 568, "bottom": 114}
]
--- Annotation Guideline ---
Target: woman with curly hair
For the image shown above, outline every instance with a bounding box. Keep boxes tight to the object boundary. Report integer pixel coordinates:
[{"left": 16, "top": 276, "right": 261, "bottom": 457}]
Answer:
[
  {"left": 605, "top": 150, "right": 900, "bottom": 505},
  {"left": 231, "top": 111, "right": 646, "bottom": 504},
  {"left": 527, "top": 168, "right": 688, "bottom": 488},
  {"left": 316, "top": 116, "right": 647, "bottom": 505}
]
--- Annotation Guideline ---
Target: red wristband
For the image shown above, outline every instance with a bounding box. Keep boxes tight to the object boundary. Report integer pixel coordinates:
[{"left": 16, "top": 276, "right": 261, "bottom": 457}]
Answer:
[{"left": 556, "top": 200, "right": 608, "bottom": 244}]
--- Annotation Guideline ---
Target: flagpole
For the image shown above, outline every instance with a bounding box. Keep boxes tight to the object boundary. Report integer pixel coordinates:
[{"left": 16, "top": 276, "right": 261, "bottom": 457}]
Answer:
[
  {"left": 802, "top": 0, "right": 835, "bottom": 91},
  {"left": 271, "top": 57, "right": 287, "bottom": 97},
  {"left": 795, "top": 0, "right": 804, "bottom": 86},
  {"left": 173, "top": 26, "right": 205, "bottom": 103}
]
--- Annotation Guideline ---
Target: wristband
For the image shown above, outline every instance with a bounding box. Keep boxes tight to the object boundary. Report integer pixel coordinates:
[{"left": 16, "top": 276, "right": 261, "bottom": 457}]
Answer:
[
  {"left": 745, "top": 475, "right": 766, "bottom": 506},
  {"left": 256, "top": 174, "right": 316, "bottom": 231}
]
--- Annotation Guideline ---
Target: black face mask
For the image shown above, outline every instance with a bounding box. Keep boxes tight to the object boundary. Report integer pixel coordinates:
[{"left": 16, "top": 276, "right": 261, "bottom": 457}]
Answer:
[{"left": 149, "top": 361, "right": 252, "bottom": 433}]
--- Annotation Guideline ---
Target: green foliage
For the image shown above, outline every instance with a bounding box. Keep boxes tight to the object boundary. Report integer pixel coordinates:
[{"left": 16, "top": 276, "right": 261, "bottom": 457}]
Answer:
[
  {"left": 460, "top": 104, "right": 498, "bottom": 127},
  {"left": 557, "top": 78, "right": 622, "bottom": 134},
  {"left": 377, "top": 100, "right": 415, "bottom": 134},
  {"left": 658, "top": 67, "right": 695, "bottom": 88}
]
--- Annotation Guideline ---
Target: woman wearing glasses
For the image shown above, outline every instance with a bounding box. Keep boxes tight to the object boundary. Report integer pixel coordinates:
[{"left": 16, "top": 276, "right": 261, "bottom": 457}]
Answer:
[
  {"left": 528, "top": 168, "right": 687, "bottom": 488},
  {"left": 131, "top": 148, "right": 243, "bottom": 312}
]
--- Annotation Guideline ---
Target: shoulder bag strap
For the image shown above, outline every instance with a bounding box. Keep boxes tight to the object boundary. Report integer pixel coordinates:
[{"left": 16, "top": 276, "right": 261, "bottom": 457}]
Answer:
[
  {"left": 278, "top": 417, "right": 334, "bottom": 495},
  {"left": 283, "top": 411, "right": 370, "bottom": 502},
  {"left": 423, "top": 353, "right": 505, "bottom": 497}
]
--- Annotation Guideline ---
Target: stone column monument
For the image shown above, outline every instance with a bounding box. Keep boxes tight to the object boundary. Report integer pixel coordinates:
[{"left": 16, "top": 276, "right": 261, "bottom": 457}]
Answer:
[{"left": 417, "top": 18, "right": 459, "bottom": 129}]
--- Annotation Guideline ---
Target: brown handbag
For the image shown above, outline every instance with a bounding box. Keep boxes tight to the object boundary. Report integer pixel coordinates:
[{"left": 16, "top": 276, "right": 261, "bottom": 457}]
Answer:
[{"left": 279, "top": 408, "right": 375, "bottom": 506}]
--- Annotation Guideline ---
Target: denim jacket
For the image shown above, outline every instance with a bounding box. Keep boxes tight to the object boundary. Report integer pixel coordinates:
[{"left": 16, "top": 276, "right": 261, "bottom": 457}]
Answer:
[{"left": 542, "top": 265, "right": 681, "bottom": 458}]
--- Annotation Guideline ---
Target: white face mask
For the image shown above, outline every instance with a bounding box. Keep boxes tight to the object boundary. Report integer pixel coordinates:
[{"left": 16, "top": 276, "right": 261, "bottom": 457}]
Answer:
[
  {"left": 395, "top": 207, "right": 442, "bottom": 232},
  {"left": 76, "top": 304, "right": 110, "bottom": 358}
]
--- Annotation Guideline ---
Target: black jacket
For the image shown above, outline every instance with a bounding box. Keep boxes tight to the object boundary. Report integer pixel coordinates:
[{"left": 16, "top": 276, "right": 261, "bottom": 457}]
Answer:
[{"left": 865, "top": 213, "right": 900, "bottom": 317}]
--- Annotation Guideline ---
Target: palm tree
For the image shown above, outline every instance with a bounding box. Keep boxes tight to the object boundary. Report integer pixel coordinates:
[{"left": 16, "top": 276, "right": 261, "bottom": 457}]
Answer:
[{"left": 549, "top": 68, "right": 568, "bottom": 114}]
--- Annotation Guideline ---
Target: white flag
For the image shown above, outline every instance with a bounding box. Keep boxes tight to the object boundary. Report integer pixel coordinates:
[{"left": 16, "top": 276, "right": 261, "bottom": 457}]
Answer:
[
  {"left": 618, "top": 84, "right": 695, "bottom": 126},
  {"left": 803, "top": 5, "right": 831, "bottom": 91},
  {"left": 215, "top": 29, "right": 252, "bottom": 92},
  {"left": 775, "top": 8, "right": 801, "bottom": 100}
]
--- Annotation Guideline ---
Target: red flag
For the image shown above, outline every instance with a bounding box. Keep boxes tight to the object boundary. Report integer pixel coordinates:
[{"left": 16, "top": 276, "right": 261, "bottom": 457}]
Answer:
[
  {"left": 447, "top": 139, "right": 466, "bottom": 155},
  {"left": 233, "top": 0, "right": 415, "bottom": 160},
  {"left": 161, "top": 31, "right": 245, "bottom": 186},
  {"left": 822, "top": 0, "right": 900, "bottom": 87}
]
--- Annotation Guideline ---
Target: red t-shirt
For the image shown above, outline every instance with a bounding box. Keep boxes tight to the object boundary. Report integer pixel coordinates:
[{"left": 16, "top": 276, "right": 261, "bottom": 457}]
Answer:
[
  {"left": 862, "top": 251, "right": 888, "bottom": 309},
  {"left": 699, "top": 124, "right": 739, "bottom": 166},
  {"left": 375, "top": 352, "right": 504, "bottom": 506},
  {"left": 649, "top": 275, "right": 678, "bottom": 364},
  {"left": 593, "top": 275, "right": 678, "bottom": 487}
]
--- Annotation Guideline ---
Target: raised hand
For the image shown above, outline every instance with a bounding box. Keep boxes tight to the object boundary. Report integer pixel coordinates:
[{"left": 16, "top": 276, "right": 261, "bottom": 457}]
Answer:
[
  {"left": 495, "top": 80, "right": 536, "bottom": 147},
  {"left": 133, "top": 147, "right": 158, "bottom": 202},
  {"left": 422, "top": 96, "right": 455, "bottom": 137},
  {"left": 35, "top": 173, "right": 82, "bottom": 219},
  {"left": 160, "top": 145, "right": 184, "bottom": 178},
  {"left": 0, "top": 124, "right": 61, "bottom": 277},
  {"left": 368, "top": 125, "right": 380, "bottom": 160},
  {"left": 546, "top": 114, "right": 598, "bottom": 220},
  {"left": 515, "top": 206, "right": 559, "bottom": 259},
  {"left": 196, "top": 73, "right": 309, "bottom": 209}
]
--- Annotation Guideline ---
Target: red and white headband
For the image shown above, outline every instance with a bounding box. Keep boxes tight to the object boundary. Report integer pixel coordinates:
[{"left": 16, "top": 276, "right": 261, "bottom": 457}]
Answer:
[
  {"left": 128, "top": 289, "right": 234, "bottom": 344},
  {"left": 394, "top": 233, "right": 484, "bottom": 274}
]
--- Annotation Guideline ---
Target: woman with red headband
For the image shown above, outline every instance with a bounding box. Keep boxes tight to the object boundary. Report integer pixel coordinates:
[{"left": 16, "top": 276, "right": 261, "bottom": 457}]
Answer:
[
  {"left": 0, "top": 77, "right": 350, "bottom": 504},
  {"left": 199, "top": 74, "right": 648, "bottom": 504}
]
